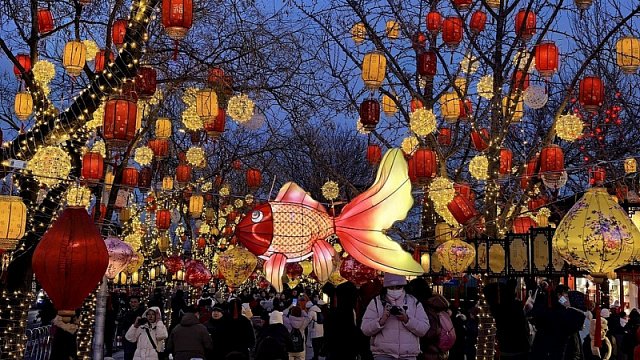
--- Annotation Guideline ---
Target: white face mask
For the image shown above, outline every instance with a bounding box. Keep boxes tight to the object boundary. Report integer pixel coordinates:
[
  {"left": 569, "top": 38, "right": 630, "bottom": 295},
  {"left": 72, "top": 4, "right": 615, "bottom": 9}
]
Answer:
[{"left": 387, "top": 289, "right": 404, "bottom": 300}]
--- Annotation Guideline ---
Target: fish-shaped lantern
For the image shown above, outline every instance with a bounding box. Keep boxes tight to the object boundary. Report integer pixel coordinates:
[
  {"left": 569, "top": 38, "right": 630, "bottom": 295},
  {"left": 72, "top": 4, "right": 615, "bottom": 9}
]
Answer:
[{"left": 236, "top": 148, "right": 423, "bottom": 291}]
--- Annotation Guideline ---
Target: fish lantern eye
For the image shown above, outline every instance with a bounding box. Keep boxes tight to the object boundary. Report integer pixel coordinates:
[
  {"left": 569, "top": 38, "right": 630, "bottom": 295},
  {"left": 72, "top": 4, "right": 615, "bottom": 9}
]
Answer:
[{"left": 251, "top": 210, "right": 264, "bottom": 223}]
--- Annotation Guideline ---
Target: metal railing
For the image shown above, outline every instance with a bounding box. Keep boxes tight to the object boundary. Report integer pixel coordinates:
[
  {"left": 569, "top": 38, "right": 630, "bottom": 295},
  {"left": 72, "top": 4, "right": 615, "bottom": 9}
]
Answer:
[{"left": 24, "top": 326, "right": 52, "bottom": 360}]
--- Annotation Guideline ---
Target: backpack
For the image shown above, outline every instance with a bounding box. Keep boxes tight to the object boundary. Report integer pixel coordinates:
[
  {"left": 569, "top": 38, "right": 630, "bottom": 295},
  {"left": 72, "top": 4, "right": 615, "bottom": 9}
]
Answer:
[
  {"left": 289, "top": 328, "right": 304, "bottom": 353},
  {"left": 436, "top": 311, "right": 456, "bottom": 352},
  {"left": 315, "top": 310, "right": 325, "bottom": 325}
]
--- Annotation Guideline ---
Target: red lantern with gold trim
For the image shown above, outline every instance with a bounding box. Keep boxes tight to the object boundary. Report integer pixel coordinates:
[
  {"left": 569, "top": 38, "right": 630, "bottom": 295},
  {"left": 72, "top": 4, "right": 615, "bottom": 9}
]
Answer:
[
  {"left": 411, "top": 148, "right": 437, "bottom": 185},
  {"left": 470, "top": 10, "right": 487, "bottom": 34},
  {"left": 447, "top": 194, "right": 477, "bottom": 225},
  {"left": 148, "top": 139, "right": 169, "bottom": 159},
  {"left": 175, "top": 164, "right": 191, "bottom": 185},
  {"left": 13, "top": 54, "right": 31, "bottom": 77},
  {"left": 359, "top": 99, "right": 380, "bottom": 131},
  {"left": 94, "top": 49, "right": 114, "bottom": 73},
  {"left": 470, "top": 128, "right": 489, "bottom": 151},
  {"left": 138, "top": 167, "right": 153, "bottom": 189},
  {"left": 367, "top": 144, "right": 382, "bottom": 165},
  {"left": 499, "top": 148, "right": 512, "bottom": 176},
  {"left": 515, "top": 9, "right": 536, "bottom": 41},
  {"left": 535, "top": 41, "right": 559, "bottom": 77},
  {"left": 37, "top": 9, "right": 54, "bottom": 34},
  {"left": 438, "top": 128, "right": 452, "bottom": 146},
  {"left": 204, "top": 107, "right": 226, "bottom": 139},
  {"left": 540, "top": 145, "right": 564, "bottom": 178},
  {"left": 112, "top": 19, "right": 127, "bottom": 48},
  {"left": 156, "top": 209, "right": 171, "bottom": 230},
  {"left": 579, "top": 76, "right": 604, "bottom": 112},
  {"left": 512, "top": 216, "right": 537, "bottom": 234},
  {"left": 161, "top": 0, "right": 193, "bottom": 40},
  {"left": 121, "top": 167, "right": 139, "bottom": 187},
  {"left": 417, "top": 51, "right": 437, "bottom": 78},
  {"left": 426, "top": 11, "right": 442, "bottom": 35},
  {"left": 246, "top": 168, "right": 262, "bottom": 189},
  {"left": 135, "top": 66, "right": 157, "bottom": 99},
  {"left": 442, "top": 17, "right": 463, "bottom": 48},
  {"left": 82, "top": 151, "right": 104, "bottom": 181},
  {"left": 103, "top": 97, "right": 137, "bottom": 147}
]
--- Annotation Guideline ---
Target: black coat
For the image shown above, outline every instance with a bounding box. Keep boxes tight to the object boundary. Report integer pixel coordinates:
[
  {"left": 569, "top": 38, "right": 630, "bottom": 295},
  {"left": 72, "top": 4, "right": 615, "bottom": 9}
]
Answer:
[
  {"left": 225, "top": 316, "right": 256, "bottom": 356},
  {"left": 49, "top": 324, "right": 78, "bottom": 360},
  {"left": 206, "top": 317, "right": 231, "bottom": 360},
  {"left": 530, "top": 295, "right": 585, "bottom": 360},
  {"left": 255, "top": 323, "right": 292, "bottom": 360}
]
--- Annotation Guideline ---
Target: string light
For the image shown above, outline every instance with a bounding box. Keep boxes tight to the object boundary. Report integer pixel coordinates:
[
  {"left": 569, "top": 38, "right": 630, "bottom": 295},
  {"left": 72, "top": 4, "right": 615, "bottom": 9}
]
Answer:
[
  {"left": 409, "top": 108, "right": 437, "bottom": 136},
  {"left": 227, "top": 94, "right": 255, "bottom": 123},
  {"left": 27, "top": 146, "right": 72, "bottom": 187},
  {"left": 556, "top": 114, "right": 583, "bottom": 142}
]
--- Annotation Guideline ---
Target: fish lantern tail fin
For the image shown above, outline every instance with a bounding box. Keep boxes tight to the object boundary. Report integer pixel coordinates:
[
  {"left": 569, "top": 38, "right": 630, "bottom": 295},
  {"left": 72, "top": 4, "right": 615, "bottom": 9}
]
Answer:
[{"left": 334, "top": 148, "right": 423, "bottom": 276}]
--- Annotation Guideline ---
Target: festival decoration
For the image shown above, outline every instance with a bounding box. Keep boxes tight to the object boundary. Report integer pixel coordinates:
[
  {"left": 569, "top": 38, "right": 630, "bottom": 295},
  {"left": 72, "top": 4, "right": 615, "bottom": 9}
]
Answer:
[
  {"left": 362, "top": 51, "right": 386, "bottom": 90},
  {"left": 359, "top": 99, "right": 380, "bottom": 131},
  {"left": 14, "top": 92, "right": 33, "bottom": 121},
  {"left": 62, "top": 40, "right": 87, "bottom": 76},
  {"left": 37, "top": 8, "right": 54, "bottom": 34},
  {"left": 104, "top": 236, "right": 134, "bottom": 279},
  {"left": 351, "top": 22, "right": 366, "bottom": 45},
  {"left": 579, "top": 76, "right": 604, "bottom": 112},
  {"left": 162, "top": 0, "right": 193, "bottom": 40},
  {"left": 624, "top": 158, "right": 637, "bottom": 174},
  {"left": 0, "top": 196, "right": 27, "bottom": 251},
  {"left": 27, "top": 146, "right": 72, "bottom": 187},
  {"left": 436, "top": 239, "right": 475, "bottom": 275},
  {"left": 321, "top": 181, "right": 339, "bottom": 201},
  {"left": 477, "top": 75, "right": 493, "bottom": 99},
  {"left": 104, "top": 97, "right": 138, "bottom": 147},
  {"left": 515, "top": 9, "right": 536, "bottom": 41},
  {"left": 409, "top": 108, "right": 437, "bottom": 136},
  {"left": 442, "top": 16, "right": 463, "bottom": 48},
  {"left": 616, "top": 36, "right": 640, "bottom": 74},
  {"left": 340, "top": 254, "right": 377, "bottom": 286},
  {"left": 469, "top": 155, "right": 489, "bottom": 181},
  {"left": 417, "top": 51, "right": 437, "bottom": 78},
  {"left": 186, "top": 146, "right": 206, "bottom": 167},
  {"left": 134, "top": 146, "right": 154, "bottom": 166},
  {"left": 66, "top": 185, "right": 91, "bottom": 208},
  {"left": 217, "top": 246, "right": 258, "bottom": 288},
  {"left": 440, "top": 91, "right": 461, "bottom": 121},
  {"left": 535, "top": 41, "right": 559, "bottom": 77},
  {"left": 556, "top": 114, "right": 583, "bottom": 142},
  {"left": 185, "top": 259, "right": 212, "bottom": 288},
  {"left": 523, "top": 85, "right": 548, "bottom": 109},
  {"left": 227, "top": 93, "right": 255, "bottom": 123}
]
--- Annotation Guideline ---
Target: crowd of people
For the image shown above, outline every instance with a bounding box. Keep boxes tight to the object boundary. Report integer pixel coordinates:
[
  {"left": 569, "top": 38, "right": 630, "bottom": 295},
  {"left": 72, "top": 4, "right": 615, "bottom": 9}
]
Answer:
[{"left": 41, "top": 274, "right": 640, "bottom": 360}]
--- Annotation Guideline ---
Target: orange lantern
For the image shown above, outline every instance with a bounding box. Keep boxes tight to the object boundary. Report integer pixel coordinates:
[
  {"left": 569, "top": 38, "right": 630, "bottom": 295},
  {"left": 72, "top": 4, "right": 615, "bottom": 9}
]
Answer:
[
  {"left": 112, "top": 19, "right": 127, "bottom": 48},
  {"left": 246, "top": 168, "right": 262, "bottom": 188},
  {"left": 37, "top": 9, "right": 54, "bottom": 34},
  {"left": 367, "top": 144, "right": 382, "bottom": 165},
  {"left": 515, "top": 9, "right": 536, "bottom": 41},
  {"left": 162, "top": 0, "right": 193, "bottom": 40},
  {"left": 499, "top": 148, "right": 513, "bottom": 176},
  {"left": 535, "top": 41, "right": 559, "bottom": 77},
  {"left": 82, "top": 151, "right": 104, "bottom": 181},
  {"left": 442, "top": 17, "right": 463, "bottom": 48},
  {"left": 579, "top": 76, "right": 604, "bottom": 112}
]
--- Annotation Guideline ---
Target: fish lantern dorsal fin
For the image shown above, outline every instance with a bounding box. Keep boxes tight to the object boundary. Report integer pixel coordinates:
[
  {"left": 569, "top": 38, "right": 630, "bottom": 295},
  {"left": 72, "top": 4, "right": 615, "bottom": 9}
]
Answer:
[{"left": 275, "top": 182, "right": 327, "bottom": 212}]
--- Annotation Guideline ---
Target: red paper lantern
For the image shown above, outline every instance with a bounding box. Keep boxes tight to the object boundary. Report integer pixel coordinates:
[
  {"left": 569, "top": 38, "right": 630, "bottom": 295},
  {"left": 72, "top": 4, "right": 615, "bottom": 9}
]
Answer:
[
  {"left": 417, "top": 51, "right": 437, "bottom": 78},
  {"left": 470, "top": 10, "right": 487, "bottom": 33},
  {"left": 447, "top": 194, "right": 478, "bottom": 225},
  {"left": 512, "top": 70, "right": 530, "bottom": 91},
  {"left": 411, "top": 98, "right": 424, "bottom": 112},
  {"left": 340, "top": 254, "right": 377, "bottom": 286},
  {"left": 411, "top": 31, "right": 427, "bottom": 50},
  {"left": 454, "top": 182, "right": 475, "bottom": 202},
  {"left": 37, "top": 9, "right": 54, "bottom": 34},
  {"left": 103, "top": 97, "right": 137, "bottom": 147},
  {"left": 521, "top": 156, "right": 539, "bottom": 190},
  {"left": 540, "top": 145, "right": 564, "bottom": 177},
  {"left": 438, "top": 128, "right": 452, "bottom": 146},
  {"left": 470, "top": 128, "right": 489, "bottom": 151},
  {"left": 452, "top": 0, "right": 472, "bottom": 11},
  {"left": 579, "top": 76, "right": 604, "bottom": 112},
  {"left": 13, "top": 54, "right": 31, "bottom": 77},
  {"left": 121, "top": 167, "right": 139, "bottom": 187},
  {"left": 204, "top": 107, "right": 226, "bottom": 139},
  {"left": 459, "top": 98, "right": 473, "bottom": 120},
  {"left": 91, "top": 204, "right": 107, "bottom": 222},
  {"left": 175, "top": 164, "right": 192, "bottom": 184},
  {"left": 162, "top": 0, "right": 193, "bottom": 40},
  {"left": 165, "top": 256, "right": 184, "bottom": 273},
  {"left": 528, "top": 197, "right": 547, "bottom": 211},
  {"left": 499, "top": 148, "right": 513, "bottom": 176},
  {"left": 185, "top": 260, "right": 212, "bottom": 288},
  {"left": 135, "top": 66, "right": 157, "bottom": 99},
  {"left": 208, "top": 68, "right": 225, "bottom": 86},
  {"left": 246, "top": 168, "right": 262, "bottom": 188},
  {"left": 112, "top": 19, "right": 127, "bottom": 48},
  {"left": 442, "top": 17, "right": 463, "bottom": 48},
  {"left": 359, "top": 99, "right": 380, "bottom": 131},
  {"left": 515, "top": 9, "right": 536, "bottom": 41},
  {"left": 535, "top": 41, "right": 559, "bottom": 77},
  {"left": 138, "top": 167, "right": 153, "bottom": 189},
  {"left": 367, "top": 144, "right": 382, "bottom": 165},
  {"left": 411, "top": 148, "right": 437, "bottom": 185},
  {"left": 197, "top": 237, "right": 207, "bottom": 249},
  {"left": 94, "top": 49, "right": 114, "bottom": 73},
  {"left": 32, "top": 207, "right": 109, "bottom": 318},
  {"left": 512, "top": 216, "right": 537, "bottom": 234},
  {"left": 148, "top": 139, "right": 169, "bottom": 159},
  {"left": 426, "top": 11, "right": 442, "bottom": 34},
  {"left": 82, "top": 151, "right": 104, "bottom": 181},
  {"left": 285, "top": 262, "right": 303, "bottom": 280},
  {"left": 232, "top": 160, "right": 243, "bottom": 170},
  {"left": 589, "top": 167, "right": 606, "bottom": 186}
]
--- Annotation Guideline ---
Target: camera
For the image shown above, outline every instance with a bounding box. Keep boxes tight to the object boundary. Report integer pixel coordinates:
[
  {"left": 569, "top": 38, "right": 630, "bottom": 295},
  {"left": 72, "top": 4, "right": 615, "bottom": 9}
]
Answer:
[
  {"left": 390, "top": 306, "right": 402, "bottom": 315},
  {"left": 138, "top": 318, "right": 148, "bottom": 325}
]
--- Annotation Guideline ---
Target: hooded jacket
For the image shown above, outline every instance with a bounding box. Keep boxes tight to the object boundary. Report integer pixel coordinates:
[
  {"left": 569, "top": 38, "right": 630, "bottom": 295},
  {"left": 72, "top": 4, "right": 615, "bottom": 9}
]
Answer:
[
  {"left": 307, "top": 304, "right": 325, "bottom": 339},
  {"left": 125, "top": 307, "right": 168, "bottom": 360},
  {"left": 361, "top": 292, "right": 430, "bottom": 359},
  {"left": 284, "top": 311, "right": 310, "bottom": 354},
  {"left": 167, "top": 312, "right": 214, "bottom": 360}
]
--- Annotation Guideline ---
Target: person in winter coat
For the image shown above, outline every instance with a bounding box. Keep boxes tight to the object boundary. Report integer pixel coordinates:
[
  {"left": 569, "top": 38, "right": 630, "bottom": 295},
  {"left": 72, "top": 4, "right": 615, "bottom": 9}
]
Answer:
[
  {"left": 166, "top": 306, "right": 214, "bottom": 360},
  {"left": 121, "top": 295, "right": 147, "bottom": 360},
  {"left": 361, "top": 273, "right": 430, "bottom": 360},
  {"left": 255, "top": 311, "right": 293, "bottom": 360},
  {"left": 49, "top": 313, "right": 80, "bottom": 360},
  {"left": 420, "top": 293, "right": 452, "bottom": 360},
  {"left": 306, "top": 300, "right": 325, "bottom": 360},
  {"left": 484, "top": 281, "right": 530, "bottom": 360},
  {"left": 125, "top": 306, "right": 168, "bottom": 360},
  {"left": 323, "top": 282, "right": 360, "bottom": 360},
  {"left": 284, "top": 306, "right": 310, "bottom": 360},
  {"left": 206, "top": 305, "right": 231, "bottom": 360},
  {"left": 226, "top": 300, "right": 256, "bottom": 358}
]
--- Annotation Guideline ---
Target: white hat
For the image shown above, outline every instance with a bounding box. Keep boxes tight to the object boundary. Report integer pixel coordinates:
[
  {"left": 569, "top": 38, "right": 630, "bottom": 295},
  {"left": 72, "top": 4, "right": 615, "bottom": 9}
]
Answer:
[
  {"left": 269, "top": 310, "right": 283, "bottom": 324},
  {"left": 601, "top": 308, "right": 611, "bottom": 318}
]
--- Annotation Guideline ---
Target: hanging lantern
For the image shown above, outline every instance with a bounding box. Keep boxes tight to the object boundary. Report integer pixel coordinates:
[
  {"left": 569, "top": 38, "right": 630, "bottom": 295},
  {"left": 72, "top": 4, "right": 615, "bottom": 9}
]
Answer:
[
  {"left": 410, "top": 97, "right": 424, "bottom": 112},
  {"left": 204, "top": 107, "right": 226, "bottom": 139},
  {"left": 359, "top": 99, "right": 380, "bottom": 131},
  {"left": 189, "top": 194, "right": 204, "bottom": 218},
  {"left": 616, "top": 36, "right": 640, "bottom": 74},
  {"left": 155, "top": 117, "right": 172, "bottom": 139},
  {"left": 425, "top": 11, "right": 442, "bottom": 35},
  {"left": 535, "top": 41, "right": 559, "bottom": 77},
  {"left": 246, "top": 168, "right": 262, "bottom": 189},
  {"left": 502, "top": 94, "right": 524, "bottom": 122},
  {"left": 138, "top": 167, "right": 153, "bottom": 188},
  {"left": 367, "top": 144, "right": 382, "bottom": 165},
  {"left": 438, "top": 128, "right": 452, "bottom": 146},
  {"left": 459, "top": 99, "right": 473, "bottom": 120},
  {"left": 447, "top": 194, "right": 477, "bottom": 225},
  {"left": 410, "top": 147, "right": 437, "bottom": 185},
  {"left": 454, "top": 183, "right": 475, "bottom": 202},
  {"left": 156, "top": 209, "right": 171, "bottom": 230},
  {"left": 37, "top": 9, "right": 54, "bottom": 34},
  {"left": 385, "top": 20, "right": 400, "bottom": 39},
  {"left": 556, "top": 114, "right": 583, "bottom": 142},
  {"left": 469, "top": 155, "right": 489, "bottom": 181},
  {"left": 440, "top": 91, "right": 461, "bottom": 122},
  {"left": 411, "top": 31, "right": 427, "bottom": 50},
  {"left": 13, "top": 54, "right": 31, "bottom": 77},
  {"left": 589, "top": 167, "right": 606, "bottom": 186},
  {"left": 161, "top": 176, "right": 174, "bottom": 191},
  {"left": 0, "top": 196, "right": 27, "bottom": 251},
  {"left": 185, "top": 259, "right": 212, "bottom": 288},
  {"left": 417, "top": 50, "right": 437, "bottom": 78},
  {"left": 112, "top": 19, "right": 127, "bottom": 48},
  {"left": 512, "top": 216, "right": 537, "bottom": 234},
  {"left": 351, "top": 22, "right": 367, "bottom": 45},
  {"left": 523, "top": 85, "right": 548, "bottom": 109},
  {"left": 470, "top": 128, "right": 489, "bottom": 151},
  {"left": 217, "top": 247, "right": 258, "bottom": 288},
  {"left": 14, "top": 92, "right": 33, "bottom": 121},
  {"left": 195, "top": 88, "right": 218, "bottom": 122},
  {"left": 134, "top": 146, "right": 154, "bottom": 166},
  {"left": 175, "top": 164, "right": 191, "bottom": 185},
  {"left": 162, "top": 0, "right": 193, "bottom": 40},
  {"left": 499, "top": 148, "right": 512, "bottom": 176},
  {"left": 436, "top": 239, "right": 475, "bottom": 275},
  {"left": 135, "top": 66, "right": 157, "bottom": 99},
  {"left": 362, "top": 51, "right": 386, "bottom": 90},
  {"left": 227, "top": 94, "right": 255, "bottom": 123},
  {"left": 435, "top": 222, "right": 456, "bottom": 245},
  {"left": 104, "top": 236, "right": 134, "bottom": 280},
  {"left": 410, "top": 108, "right": 437, "bottom": 137},
  {"left": 27, "top": 147, "right": 72, "bottom": 188},
  {"left": 514, "top": 9, "right": 536, "bottom": 41},
  {"left": 452, "top": 0, "right": 472, "bottom": 10},
  {"left": 553, "top": 188, "right": 640, "bottom": 277},
  {"left": 148, "top": 138, "right": 169, "bottom": 159},
  {"left": 381, "top": 94, "right": 397, "bottom": 117},
  {"left": 121, "top": 167, "right": 139, "bottom": 187},
  {"left": 62, "top": 40, "right": 87, "bottom": 77},
  {"left": 512, "top": 70, "right": 530, "bottom": 91},
  {"left": 94, "top": 49, "right": 114, "bottom": 73},
  {"left": 442, "top": 17, "right": 463, "bottom": 48},
  {"left": 82, "top": 151, "right": 104, "bottom": 181},
  {"left": 624, "top": 158, "right": 637, "bottom": 174},
  {"left": 469, "top": 10, "right": 487, "bottom": 34},
  {"left": 340, "top": 254, "right": 377, "bottom": 286},
  {"left": 579, "top": 76, "right": 604, "bottom": 112},
  {"left": 575, "top": 0, "right": 593, "bottom": 10},
  {"left": 32, "top": 207, "right": 109, "bottom": 320},
  {"left": 540, "top": 145, "right": 564, "bottom": 180},
  {"left": 528, "top": 197, "right": 547, "bottom": 211},
  {"left": 103, "top": 97, "right": 138, "bottom": 148}
]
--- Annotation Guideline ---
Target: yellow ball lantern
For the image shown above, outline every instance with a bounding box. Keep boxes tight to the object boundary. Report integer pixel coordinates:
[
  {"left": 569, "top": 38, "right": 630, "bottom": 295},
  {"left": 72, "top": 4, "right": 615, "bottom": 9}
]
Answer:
[
  {"left": 553, "top": 188, "right": 640, "bottom": 278},
  {"left": 351, "top": 22, "right": 366, "bottom": 45},
  {"left": 385, "top": 20, "right": 400, "bottom": 40},
  {"left": 63, "top": 40, "right": 87, "bottom": 77},
  {"left": 436, "top": 239, "right": 476, "bottom": 275},
  {"left": 469, "top": 155, "right": 489, "bottom": 180},
  {"left": 556, "top": 114, "right": 583, "bottom": 142},
  {"left": 134, "top": 146, "right": 154, "bottom": 166},
  {"left": 27, "top": 146, "right": 72, "bottom": 187},
  {"left": 227, "top": 93, "right": 255, "bottom": 123},
  {"left": 14, "top": 92, "right": 33, "bottom": 121},
  {"left": 439, "top": 91, "right": 461, "bottom": 122},
  {"left": 162, "top": 175, "right": 174, "bottom": 191},
  {"left": 300, "top": 260, "right": 313, "bottom": 276},
  {"left": 410, "top": 108, "right": 437, "bottom": 137},
  {"left": 186, "top": 147, "right": 206, "bottom": 168},
  {"left": 0, "top": 195, "right": 27, "bottom": 251},
  {"left": 616, "top": 36, "right": 640, "bottom": 74},
  {"left": 502, "top": 94, "right": 524, "bottom": 122},
  {"left": 155, "top": 117, "right": 172, "bottom": 139},
  {"left": 362, "top": 51, "right": 387, "bottom": 90},
  {"left": 454, "top": 77, "right": 467, "bottom": 94},
  {"left": 429, "top": 177, "right": 455, "bottom": 208},
  {"left": 195, "top": 88, "right": 219, "bottom": 122},
  {"left": 477, "top": 75, "right": 493, "bottom": 99},
  {"left": 217, "top": 246, "right": 258, "bottom": 288},
  {"left": 382, "top": 93, "right": 397, "bottom": 117},
  {"left": 401, "top": 136, "right": 419, "bottom": 156},
  {"left": 189, "top": 194, "right": 204, "bottom": 218},
  {"left": 625, "top": 158, "right": 637, "bottom": 174}
]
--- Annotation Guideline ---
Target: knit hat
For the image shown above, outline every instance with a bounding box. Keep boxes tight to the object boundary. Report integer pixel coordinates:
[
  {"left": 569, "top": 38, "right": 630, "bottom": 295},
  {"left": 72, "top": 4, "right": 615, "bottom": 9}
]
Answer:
[
  {"left": 601, "top": 308, "right": 611, "bottom": 318},
  {"left": 383, "top": 273, "right": 407, "bottom": 287},
  {"left": 269, "top": 310, "right": 284, "bottom": 324}
]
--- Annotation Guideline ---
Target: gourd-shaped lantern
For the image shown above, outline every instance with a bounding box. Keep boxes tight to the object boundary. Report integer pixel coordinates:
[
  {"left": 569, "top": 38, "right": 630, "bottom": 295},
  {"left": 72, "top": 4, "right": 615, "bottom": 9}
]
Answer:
[
  {"left": 440, "top": 91, "right": 461, "bottom": 122},
  {"left": 0, "top": 195, "right": 27, "bottom": 251},
  {"left": 417, "top": 50, "right": 437, "bottom": 78},
  {"left": 217, "top": 246, "right": 258, "bottom": 288},
  {"left": 359, "top": 99, "right": 380, "bottom": 131},
  {"left": 14, "top": 92, "right": 33, "bottom": 121},
  {"left": 13, "top": 54, "right": 31, "bottom": 77},
  {"left": 362, "top": 51, "right": 386, "bottom": 90},
  {"left": 616, "top": 36, "right": 640, "bottom": 74},
  {"left": 515, "top": 9, "right": 536, "bottom": 41},
  {"left": 112, "top": 19, "right": 127, "bottom": 48},
  {"left": 442, "top": 17, "right": 463, "bottom": 48},
  {"left": 155, "top": 117, "right": 172, "bottom": 139},
  {"left": 425, "top": 11, "right": 442, "bottom": 34},
  {"left": 63, "top": 40, "right": 87, "bottom": 76},
  {"left": 367, "top": 144, "right": 382, "bottom": 165},
  {"left": 94, "top": 49, "right": 114, "bottom": 73},
  {"left": 37, "top": 9, "right": 54, "bottom": 34},
  {"left": 104, "top": 236, "right": 134, "bottom": 279},
  {"left": 579, "top": 76, "right": 604, "bottom": 112},
  {"left": 32, "top": 207, "right": 109, "bottom": 320},
  {"left": 162, "top": 0, "right": 193, "bottom": 40},
  {"left": 535, "top": 41, "right": 559, "bottom": 77},
  {"left": 103, "top": 97, "right": 138, "bottom": 147},
  {"left": 246, "top": 168, "right": 262, "bottom": 189},
  {"left": 553, "top": 188, "right": 640, "bottom": 278},
  {"left": 196, "top": 88, "right": 218, "bottom": 122},
  {"left": 436, "top": 239, "right": 475, "bottom": 275},
  {"left": 189, "top": 194, "right": 204, "bottom": 218},
  {"left": 82, "top": 151, "right": 104, "bottom": 180},
  {"left": 204, "top": 107, "right": 226, "bottom": 139}
]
